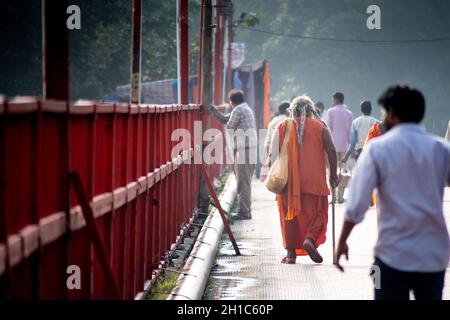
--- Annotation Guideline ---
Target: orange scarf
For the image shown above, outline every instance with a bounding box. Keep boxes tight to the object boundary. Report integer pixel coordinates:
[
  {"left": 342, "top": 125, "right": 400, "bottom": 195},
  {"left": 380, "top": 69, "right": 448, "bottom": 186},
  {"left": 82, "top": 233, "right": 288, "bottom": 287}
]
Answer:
[
  {"left": 284, "top": 119, "right": 302, "bottom": 221},
  {"left": 364, "top": 122, "right": 382, "bottom": 147}
]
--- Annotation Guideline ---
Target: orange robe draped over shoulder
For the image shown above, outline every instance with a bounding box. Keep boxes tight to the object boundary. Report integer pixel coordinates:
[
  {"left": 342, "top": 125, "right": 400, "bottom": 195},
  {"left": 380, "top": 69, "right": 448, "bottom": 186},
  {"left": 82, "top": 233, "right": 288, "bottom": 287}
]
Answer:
[
  {"left": 364, "top": 121, "right": 382, "bottom": 147},
  {"left": 276, "top": 118, "right": 330, "bottom": 256},
  {"left": 364, "top": 121, "right": 384, "bottom": 205}
]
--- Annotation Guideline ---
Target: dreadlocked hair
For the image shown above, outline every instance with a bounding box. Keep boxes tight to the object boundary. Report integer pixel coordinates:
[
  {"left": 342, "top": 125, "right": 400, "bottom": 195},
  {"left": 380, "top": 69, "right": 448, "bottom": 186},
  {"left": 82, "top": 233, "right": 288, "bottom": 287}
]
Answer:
[{"left": 288, "top": 95, "right": 326, "bottom": 146}]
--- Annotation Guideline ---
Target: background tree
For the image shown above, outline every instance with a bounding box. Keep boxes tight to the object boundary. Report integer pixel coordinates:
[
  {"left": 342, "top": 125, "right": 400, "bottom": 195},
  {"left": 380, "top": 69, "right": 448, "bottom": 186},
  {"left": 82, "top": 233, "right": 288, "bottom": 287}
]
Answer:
[
  {"left": 1, "top": 0, "right": 449, "bottom": 134},
  {"left": 0, "top": 0, "right": 201, "bottom": 101}
]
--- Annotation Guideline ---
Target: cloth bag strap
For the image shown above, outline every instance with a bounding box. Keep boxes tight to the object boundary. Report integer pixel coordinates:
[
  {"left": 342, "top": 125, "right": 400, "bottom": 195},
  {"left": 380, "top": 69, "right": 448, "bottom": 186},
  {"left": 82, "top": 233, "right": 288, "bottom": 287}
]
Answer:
[{"left": 280, "top": 119, "right": 294, "bottom": 154}]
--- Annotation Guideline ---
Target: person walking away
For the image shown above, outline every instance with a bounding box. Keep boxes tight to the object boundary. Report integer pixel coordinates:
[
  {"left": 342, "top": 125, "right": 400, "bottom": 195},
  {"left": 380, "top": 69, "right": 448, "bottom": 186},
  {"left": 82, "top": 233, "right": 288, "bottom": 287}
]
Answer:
[
  {"left": 325, "top": 92, "right": 353, "bottom": 203},
  {"left": 268, "top": 96, "right": 339, "bottom": 264},
  {"left": 314, "top": 101, "right": 327, "bottom": 121},
  {"left": 341, "top": 100, "right": 377, "bottom": 164},
  {"left": 208, "top": 89, "right": 257, "bottom": 220},
  {"left": 336, "top": 85, "right": 450, "bottom": 300},
  {"left": 264, "top": 101, "right": 290, "bottom": 152}
]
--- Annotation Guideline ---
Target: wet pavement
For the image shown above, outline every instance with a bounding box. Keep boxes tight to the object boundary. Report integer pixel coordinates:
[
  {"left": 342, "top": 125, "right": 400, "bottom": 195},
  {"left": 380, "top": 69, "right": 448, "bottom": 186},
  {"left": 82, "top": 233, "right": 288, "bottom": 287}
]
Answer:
[{"left": 204, "top": 179, "right": 450, "bottom": 300}]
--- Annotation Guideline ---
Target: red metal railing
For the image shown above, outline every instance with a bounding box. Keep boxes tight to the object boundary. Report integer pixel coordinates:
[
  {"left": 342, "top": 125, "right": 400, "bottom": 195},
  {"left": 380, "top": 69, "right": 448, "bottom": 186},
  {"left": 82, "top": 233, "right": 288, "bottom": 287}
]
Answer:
[{"left": 0, "top": 97, "right": 227, "bottom": 299}]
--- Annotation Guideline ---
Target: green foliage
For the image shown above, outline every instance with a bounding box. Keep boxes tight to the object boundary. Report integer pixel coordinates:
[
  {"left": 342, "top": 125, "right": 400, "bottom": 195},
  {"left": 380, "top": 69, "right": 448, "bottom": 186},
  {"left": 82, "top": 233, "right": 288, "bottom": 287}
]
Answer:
[
  {"left": 146, "top": 271, "right": 179, "bottom": 300},
  {"left": 2, "top": 1, "right": 448, "bottom": 134},
  {"left": 0, "top": 0, "right": 42, "bottom": 96},
  {"left": 70, "top": 0, "right": 200, "bottom": 101},
  {"left": 238, "top": 12, "right": 261, "bottom": 27},
  {"left": 0, "top": 0, "right": 200, "bottom": 101}
]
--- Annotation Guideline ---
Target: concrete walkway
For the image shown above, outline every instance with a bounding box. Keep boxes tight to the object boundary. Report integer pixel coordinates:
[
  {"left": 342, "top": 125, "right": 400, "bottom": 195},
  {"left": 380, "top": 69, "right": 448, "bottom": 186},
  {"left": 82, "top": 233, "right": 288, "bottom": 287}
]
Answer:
[{"left": 205, "top": 180, "right": 450, "bottom": 300}]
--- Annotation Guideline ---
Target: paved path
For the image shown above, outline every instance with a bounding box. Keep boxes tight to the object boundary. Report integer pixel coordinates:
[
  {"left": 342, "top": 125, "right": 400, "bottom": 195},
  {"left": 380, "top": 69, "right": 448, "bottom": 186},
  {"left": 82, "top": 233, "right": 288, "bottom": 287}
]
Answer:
[{"left": 205, "top": 180, "right": 450, "bottom": 300}]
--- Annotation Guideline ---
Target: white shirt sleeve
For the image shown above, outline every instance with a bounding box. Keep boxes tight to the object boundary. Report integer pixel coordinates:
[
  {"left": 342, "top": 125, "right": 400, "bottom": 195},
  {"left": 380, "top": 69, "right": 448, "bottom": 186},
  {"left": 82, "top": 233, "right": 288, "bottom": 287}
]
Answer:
[
  {"left": 265, "top": 119, "right": 275, "bottom": 150},
  {"left": 268, "top": 128, "right": 280, "bottom": 165},
  {"left": 345, "top": 145, "right": 379, "bottom": 224}
]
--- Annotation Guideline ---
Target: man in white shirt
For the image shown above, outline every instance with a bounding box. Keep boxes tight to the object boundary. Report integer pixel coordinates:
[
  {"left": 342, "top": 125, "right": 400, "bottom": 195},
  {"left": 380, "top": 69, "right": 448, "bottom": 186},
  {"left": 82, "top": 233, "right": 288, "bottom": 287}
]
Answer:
[
  {"left": 342, "top": 100, "right": 377, "bottom": 163},
  {"left": 314, "top": 101, "right": 326, "bottom": 121},
  {"left": 264, "top": 101, "right": 290, "bottom": 152},
  {"left": 336, "top": 85, "right": 450, "bottom": 300}
]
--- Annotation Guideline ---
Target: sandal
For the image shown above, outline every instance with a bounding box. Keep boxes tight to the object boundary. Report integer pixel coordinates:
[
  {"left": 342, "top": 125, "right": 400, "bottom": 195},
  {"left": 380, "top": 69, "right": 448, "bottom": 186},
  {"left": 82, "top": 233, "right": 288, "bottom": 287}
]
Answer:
[
  {"left": 281, "top": 256, "right": 296, "bottom": 264},
  {"left": 303, "top": 239, "right": 323, "bottom": 264}
]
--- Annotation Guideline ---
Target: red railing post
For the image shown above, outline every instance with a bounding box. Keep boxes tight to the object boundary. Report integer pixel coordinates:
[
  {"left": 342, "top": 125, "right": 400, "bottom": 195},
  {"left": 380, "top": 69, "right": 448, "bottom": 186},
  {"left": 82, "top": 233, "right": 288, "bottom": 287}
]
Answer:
[
  {"left": 178, "top": 0, "right": 189, "bottom": 105},
  {"left": 130, "top": 0, "right": 142, "bottom": 104},
  {"left": 214, "top": 0, "right": 225, "bottom": 105},
  {"left": 0, "top": 99, "right": 6, "bottom": 299},
  {"left": 197, "top": 0, "right": 205, "bottom": 102},
  {"left": 42, "top": 0, "right": 69, "bottom": 100},
  {"left": 198, "top": 0, "right": 213, "bottom": 213},
  {"left": 224, "top": 0, "right": 234, "bottom": 94},
  {"left": 68, "top": 102, "right": 97, "bottom": 300},
  {"left": 143, "top": 106, "right": 153, "bottom": 280}
]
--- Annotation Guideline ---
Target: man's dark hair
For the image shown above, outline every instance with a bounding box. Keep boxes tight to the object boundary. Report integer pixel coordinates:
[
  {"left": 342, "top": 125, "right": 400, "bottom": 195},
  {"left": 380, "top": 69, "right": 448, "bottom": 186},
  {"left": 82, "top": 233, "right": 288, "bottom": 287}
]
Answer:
[
  {"left": 228, "top": 89, "right": 245, "bottom": 106},
  {"left": 315, "top": 102, "right": 325, "bottom": 113},
  {"left": 332, "top": 92, "right": 344, "bottom": 104},
  {"left": 377, "top": 85, "right": 425, "bottom": 123},
  {"left": 278, "top": 101, "right": 290, "bottom": 115},
  {"left": 361, "top": 100, "right": 372, "bottom": 116}
]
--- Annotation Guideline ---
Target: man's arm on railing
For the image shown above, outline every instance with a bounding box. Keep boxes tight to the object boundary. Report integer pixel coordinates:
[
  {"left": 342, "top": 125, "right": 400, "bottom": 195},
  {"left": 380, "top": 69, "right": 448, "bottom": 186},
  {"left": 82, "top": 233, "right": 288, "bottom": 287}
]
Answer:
[{"left": 209, "top": 105, "right": 231, "bottom": 125}]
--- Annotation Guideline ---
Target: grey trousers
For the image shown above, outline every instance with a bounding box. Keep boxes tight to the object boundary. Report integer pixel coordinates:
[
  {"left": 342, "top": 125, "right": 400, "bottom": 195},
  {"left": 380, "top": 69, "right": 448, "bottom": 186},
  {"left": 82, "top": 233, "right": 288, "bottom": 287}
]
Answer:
[
  {"left": 235, "top": 162, "right": 255, "bottom": 214},
  {"left": 234, "top": 148, "right": 256, "bottom": 214}
]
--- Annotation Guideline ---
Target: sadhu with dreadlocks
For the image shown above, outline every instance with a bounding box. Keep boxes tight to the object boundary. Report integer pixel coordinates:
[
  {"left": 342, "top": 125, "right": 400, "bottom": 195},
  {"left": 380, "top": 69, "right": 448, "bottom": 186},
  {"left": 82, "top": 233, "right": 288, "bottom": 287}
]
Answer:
[{"left": 268, "top": 95, "right": 339, "bottom": 264}]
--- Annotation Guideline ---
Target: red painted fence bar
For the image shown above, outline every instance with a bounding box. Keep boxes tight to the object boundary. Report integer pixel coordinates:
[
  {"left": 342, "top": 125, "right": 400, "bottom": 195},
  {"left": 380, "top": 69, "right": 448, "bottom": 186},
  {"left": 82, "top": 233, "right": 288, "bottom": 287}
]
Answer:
[{"left": 0, "top": 97, "right": 227, "bottom": 299}]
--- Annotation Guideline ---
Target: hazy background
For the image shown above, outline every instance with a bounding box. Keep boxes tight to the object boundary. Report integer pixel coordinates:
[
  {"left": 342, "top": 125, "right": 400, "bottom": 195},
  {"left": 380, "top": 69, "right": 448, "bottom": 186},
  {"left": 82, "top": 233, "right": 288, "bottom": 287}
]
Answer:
[
  {"left": 233, "top": 0, "right": 450, "bottom": 135},
  {"left": 1, "top": 0, "right": 449, "bottom": 135}
]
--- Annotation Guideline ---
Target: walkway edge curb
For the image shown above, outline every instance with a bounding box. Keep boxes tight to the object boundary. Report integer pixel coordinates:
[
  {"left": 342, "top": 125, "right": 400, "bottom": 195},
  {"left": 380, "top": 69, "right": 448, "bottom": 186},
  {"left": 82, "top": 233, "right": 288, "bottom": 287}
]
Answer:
[{"left": 167, "top": 174, "right": 237, "bottom": 300}]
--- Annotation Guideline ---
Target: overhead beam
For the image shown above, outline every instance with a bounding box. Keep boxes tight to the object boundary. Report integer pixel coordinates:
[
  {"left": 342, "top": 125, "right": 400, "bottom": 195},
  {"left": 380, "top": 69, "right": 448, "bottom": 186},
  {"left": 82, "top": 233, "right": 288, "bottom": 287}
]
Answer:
[
  {"left": 213, "top": 0, "right": 225, "bottom": 105},
  {"left": 42, "top": 0, "right": 69, "bottom": 100}
]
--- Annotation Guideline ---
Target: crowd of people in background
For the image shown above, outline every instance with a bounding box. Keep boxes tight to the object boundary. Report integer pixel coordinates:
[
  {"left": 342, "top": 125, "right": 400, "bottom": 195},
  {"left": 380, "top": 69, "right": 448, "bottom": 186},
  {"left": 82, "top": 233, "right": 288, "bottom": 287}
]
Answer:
[{"left": 207, "top": 85, "right": 450, "bottom": 300}]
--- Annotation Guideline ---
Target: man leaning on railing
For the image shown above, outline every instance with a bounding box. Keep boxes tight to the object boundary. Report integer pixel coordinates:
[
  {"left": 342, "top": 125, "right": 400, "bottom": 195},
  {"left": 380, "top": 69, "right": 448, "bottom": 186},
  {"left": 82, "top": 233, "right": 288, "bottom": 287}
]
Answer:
[{"left": 203, "top": 89, "right": 257, "bottom": 221}]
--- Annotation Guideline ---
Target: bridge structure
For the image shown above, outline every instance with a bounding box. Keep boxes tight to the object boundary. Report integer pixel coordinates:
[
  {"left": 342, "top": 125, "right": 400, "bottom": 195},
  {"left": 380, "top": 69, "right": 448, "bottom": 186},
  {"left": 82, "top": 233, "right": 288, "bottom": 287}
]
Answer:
[
  {"left": 0, "top": 0, "right": 236, "bottom": 300},
  {"left": 2, "top": 0, "right": 449, "bottom": 302}
]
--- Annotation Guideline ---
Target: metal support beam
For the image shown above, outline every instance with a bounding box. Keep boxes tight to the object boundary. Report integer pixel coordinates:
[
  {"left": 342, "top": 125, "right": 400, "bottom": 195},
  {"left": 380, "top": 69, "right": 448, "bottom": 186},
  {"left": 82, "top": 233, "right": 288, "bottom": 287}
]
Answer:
[
  {"left": 225, "top": 1, "right": 234, "bottom": 94},
  {"left": 177, "top": 0, "right": 189, "bottom": 104},
  {"left": 213, "top": 0, "right": 224, "bottom": 105},
  {"left": 200, "top": 0, "right": 213, "bottom": 108},
  {"left": 198, "top": 0, "right": 214, "bottom": 212},
  {"left": 194, "top": 147, "right": 240, "bottom": 256},
  {"left": 69, "top": 173, "right": 121, "bottom": 300},
  {"left": 42, "top": 0, "right": 69, "bottom": 100},
  {"left": 42, "top": 1, "right": 71, "bottom": 300},
  {"left": 196, "top": 0, "right": 205, "bottom": 103},
  {"left": 130, "top": 0, "right": 142, "bottom": 104}
]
